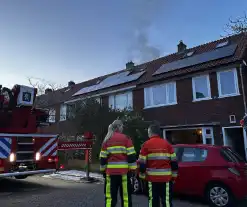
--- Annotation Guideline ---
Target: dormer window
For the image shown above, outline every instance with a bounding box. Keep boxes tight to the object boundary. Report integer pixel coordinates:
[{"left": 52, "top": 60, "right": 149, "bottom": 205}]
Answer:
[
  {"left": 183, "top": 51, "right": 194, "bottom": 58},
  {"left": 216, "top": 41, "right": 229, "bottom": 48}
]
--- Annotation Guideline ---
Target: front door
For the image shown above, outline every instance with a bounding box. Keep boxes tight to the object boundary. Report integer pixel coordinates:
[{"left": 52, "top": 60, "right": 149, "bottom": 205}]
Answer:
[{"left": 223, "top": 127, "right": 247, "bottom": 161}]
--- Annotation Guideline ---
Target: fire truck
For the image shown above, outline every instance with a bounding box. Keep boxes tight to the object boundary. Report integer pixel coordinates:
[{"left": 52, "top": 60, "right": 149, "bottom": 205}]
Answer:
[{"left": 0, "top": 84, "right": 58, "bottom": 179}]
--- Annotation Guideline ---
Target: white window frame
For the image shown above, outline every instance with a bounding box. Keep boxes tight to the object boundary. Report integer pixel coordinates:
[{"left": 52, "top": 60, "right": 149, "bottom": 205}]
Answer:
[
  {"left": 217, "top": 68, "right": 240, "bottom": 98},
  {"left": 109, "top": 91, "right": 133, "bottom": 111},
  {"left": 48, "top": 108, "right": 56, "bottom": 123},
  {"left": 144, "top": 82, "right": 177, "bottom": 109},
  {"left": 60, "top": 104, "right": 67, "bottom": 121},
  {"left": 192, "top": 74, "right": 211, "bottom": 101}
]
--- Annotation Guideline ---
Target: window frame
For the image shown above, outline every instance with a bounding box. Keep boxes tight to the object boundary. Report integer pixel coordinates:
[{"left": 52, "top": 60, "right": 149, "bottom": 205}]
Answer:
[
  {"left": 217, "top": 68, "right": 240, "bottom": 98},
  {"left": 59, "top": 104, "right": 67, "bottom": 121},
  {"left": 144, "top": 81, "right": 177, "bottom": 109},
  {"left": 108, "top": 91, "right": 133, "bottom": 111},
  {"left": 192, "top": 74, "right": 212, "bottom": 101},
  {"left": 48, "top": 108, "right": 56, "bottom": 123}
]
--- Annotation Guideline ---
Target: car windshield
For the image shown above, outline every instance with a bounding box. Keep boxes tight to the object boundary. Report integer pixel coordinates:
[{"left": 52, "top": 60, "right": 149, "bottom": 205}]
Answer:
[{"left": 221, "top": 147, "right": 245, "bottom": 163}]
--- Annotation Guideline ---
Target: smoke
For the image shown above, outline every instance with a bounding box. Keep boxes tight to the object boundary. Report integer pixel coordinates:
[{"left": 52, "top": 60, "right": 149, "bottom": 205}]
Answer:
[{"left": 127, "top": 0, "right": 165, "bottom": 63}]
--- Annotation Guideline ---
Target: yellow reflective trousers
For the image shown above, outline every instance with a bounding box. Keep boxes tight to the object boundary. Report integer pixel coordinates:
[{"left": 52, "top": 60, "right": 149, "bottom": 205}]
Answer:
[
  {"left": 104, "top": 174, "right": 132, "bottom": 207},
  {"left": 148, "top": 181, "right": 173, "bottom": 207}
]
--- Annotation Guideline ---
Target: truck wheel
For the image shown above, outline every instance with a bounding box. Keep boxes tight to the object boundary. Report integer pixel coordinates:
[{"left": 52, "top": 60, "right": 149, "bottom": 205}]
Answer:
[
  {"left": 15, "top": 175, "right": 28, "bottom": 179},
  {"left": 206, "top": 183, "right": 234, "bottom": 207}
]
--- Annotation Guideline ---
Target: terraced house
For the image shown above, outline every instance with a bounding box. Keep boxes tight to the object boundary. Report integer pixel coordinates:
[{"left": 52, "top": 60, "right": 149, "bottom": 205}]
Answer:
[{"left": 37, "top": 33, "right": 247, "bottom": 160}]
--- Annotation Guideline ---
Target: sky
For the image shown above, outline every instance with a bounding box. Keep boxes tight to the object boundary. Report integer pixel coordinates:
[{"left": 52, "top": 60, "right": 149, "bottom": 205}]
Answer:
[{"left": 0, "top": 0, "right": 246, "bottom": 89}]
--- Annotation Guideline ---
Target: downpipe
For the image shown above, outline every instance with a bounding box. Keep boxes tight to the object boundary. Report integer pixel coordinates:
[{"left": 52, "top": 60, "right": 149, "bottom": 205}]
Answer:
[{"left": 240, "top": 61, "right": 247, "bottom": 114}]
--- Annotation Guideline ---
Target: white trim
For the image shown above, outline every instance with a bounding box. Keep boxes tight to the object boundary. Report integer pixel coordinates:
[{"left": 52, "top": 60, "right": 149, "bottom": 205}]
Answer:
[
  {"left": 144, "top": 82, "right": 177, "bottom": 109},
  {"left": 163, "top": 129, "right": 167, "bottom": 139},
  {"left": 0, "top": 134, "right": 59, "bottom": 138},
  {"left": 217, "top": 68, "right": 240, "bottom": 98},
  {"left": 202, "top": 127, "right": 214, "bottom": 145},
  {"left": 65, "top": 85, "right": 136, "bottom": 104},
  {"left": 164, "top": 127, "right": 201, "bottom": 131},
  {"left": 192, "top": 74, "right": 212, "bottom": 102}
]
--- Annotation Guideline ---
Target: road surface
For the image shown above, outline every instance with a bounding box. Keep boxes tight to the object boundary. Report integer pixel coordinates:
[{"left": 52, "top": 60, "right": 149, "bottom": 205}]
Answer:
[{"left": 0, "top": 176, "right": 244, "bottom": 206}]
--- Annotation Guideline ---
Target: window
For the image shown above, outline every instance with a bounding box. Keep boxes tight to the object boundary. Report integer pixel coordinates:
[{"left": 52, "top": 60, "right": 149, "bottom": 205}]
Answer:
[
  {"left": 109, "top": 91, "right": 133, "bottom": 110},
  {"left": 144, "top": 82, "right": 177, "bottom": 108},
  {"left": 217, "top": 69, "right": 239, "bottom": 97},
  {"left": 60, "top": 104, "right": 67, "bottom": 121},
  {"left": 181, "top": 148, "right": 208, "bottom": 162},
  {"left": 48, "top": 108, "right": 56, "bottom": 123},
  {"left": 95, "top": 97, "right": 101, "bottom": 104},
  {"left": 67, "top": 103, "right": 76, "bottom": 119},
  {"left": 216, "top": 41, "right": 229, "bottom": 48},
  {"left": 220, "top": 148, "right": 245, "bottom": 163},
  {"left": 192, "top": 75, "right": 211, "bottom": 101}
]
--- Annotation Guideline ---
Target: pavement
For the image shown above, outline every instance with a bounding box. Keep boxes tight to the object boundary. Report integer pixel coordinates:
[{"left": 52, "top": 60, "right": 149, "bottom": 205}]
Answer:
[{"left": 0, "top": 174, "right": 245, "bottom": 207}]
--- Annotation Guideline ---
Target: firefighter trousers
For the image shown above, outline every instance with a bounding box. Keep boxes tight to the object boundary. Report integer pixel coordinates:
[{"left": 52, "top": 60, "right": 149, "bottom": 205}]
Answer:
[
  {"left": 104, "top": 174, "right": 132, "bottom": 207},
  {"left": 148, "top": 181, "right": 173, "bottom": 207}
]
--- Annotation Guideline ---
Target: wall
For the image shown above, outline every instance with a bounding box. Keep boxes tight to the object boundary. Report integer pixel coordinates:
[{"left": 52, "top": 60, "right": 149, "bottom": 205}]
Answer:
[{"left": 135, "top": 65, "right": 245, "bottom": 128}]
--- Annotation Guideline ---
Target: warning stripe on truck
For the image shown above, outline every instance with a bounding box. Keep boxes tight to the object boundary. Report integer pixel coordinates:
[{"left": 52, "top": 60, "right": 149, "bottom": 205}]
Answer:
[
  {"left": 38, "top": 137, "right": 58, "bottom": 157},
  {"left": 0, "top": 138, "right": 12, "bottom": 159}
]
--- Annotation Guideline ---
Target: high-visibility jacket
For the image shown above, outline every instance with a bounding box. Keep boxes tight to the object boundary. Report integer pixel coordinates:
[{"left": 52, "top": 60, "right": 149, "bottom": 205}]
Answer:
[
  {"left": 138, "top": 136, "right": 178, "bottom": 183},
  {"left": 99, "top": 132, "right": 137, "bottom": 175}
]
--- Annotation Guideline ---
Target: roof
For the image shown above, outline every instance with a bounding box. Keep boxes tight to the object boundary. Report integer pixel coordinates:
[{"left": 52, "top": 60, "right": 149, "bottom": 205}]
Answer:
[
  {"left": 36, "top": 33, "right": 247, "bottom": 107},
  {"left": 137, "top": 32, "right": 247, "bottom": 85}
]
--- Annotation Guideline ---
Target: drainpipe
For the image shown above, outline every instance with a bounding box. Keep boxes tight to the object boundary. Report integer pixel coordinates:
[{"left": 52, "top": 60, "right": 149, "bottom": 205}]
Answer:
[{"left": 240, "top": 61, "right": 247, "bottom": 115}]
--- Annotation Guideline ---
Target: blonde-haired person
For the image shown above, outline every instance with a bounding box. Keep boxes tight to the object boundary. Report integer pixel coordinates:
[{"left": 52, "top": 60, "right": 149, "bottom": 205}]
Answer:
[{"left": 100, "top": 119, "right": 137, "bottom": 207}]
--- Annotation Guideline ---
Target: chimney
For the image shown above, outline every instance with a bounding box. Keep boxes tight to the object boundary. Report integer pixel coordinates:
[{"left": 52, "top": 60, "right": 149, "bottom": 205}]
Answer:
[
  {"left": 68, "top": 81, "right": 75, "bottom": 87},
  {"left": 177, "top": 40, "right": 187, "bottom": 53},
  {"left": 45, "top": 88, "right": 52, "bottom": 94},
  {"left": 126, "top": 61, "right": 135, "bottom": 70}
]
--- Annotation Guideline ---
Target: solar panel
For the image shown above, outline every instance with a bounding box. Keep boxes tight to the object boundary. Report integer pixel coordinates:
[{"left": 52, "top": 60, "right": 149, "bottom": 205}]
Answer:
[
  {"left": 73, "top": 71, "right": 145, "bottom": 96},
  {"left": 153, "top": 44, "right": 237, "bottom": 76}
]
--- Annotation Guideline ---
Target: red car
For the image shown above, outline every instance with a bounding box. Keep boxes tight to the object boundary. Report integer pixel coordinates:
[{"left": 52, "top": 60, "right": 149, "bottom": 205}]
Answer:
[{"left": 131, "top": 144, "right": 247, "bottom": 207}]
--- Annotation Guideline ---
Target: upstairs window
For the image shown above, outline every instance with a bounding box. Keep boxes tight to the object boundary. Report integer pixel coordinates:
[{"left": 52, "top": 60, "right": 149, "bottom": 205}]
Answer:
[
  {"left": 192, "top": 75, "right": 211, "bottom": 101},
  {"left": 48, "top": 108, "right": 56, "bottom": 123},
  {"left": 109, "top": 91, "right": 133, "bottom": 110},
  {"left": 217, "top": 68, "right": 239, "bottom": 97},
  {"left": 144, "top": 82, "right": 177, "bottom": 108}
]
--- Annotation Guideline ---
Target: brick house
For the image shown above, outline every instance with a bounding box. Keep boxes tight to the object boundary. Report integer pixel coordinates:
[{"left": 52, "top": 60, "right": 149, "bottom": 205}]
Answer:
[{"left": 38, "top": 33, "right": 247, "bottom": 159}]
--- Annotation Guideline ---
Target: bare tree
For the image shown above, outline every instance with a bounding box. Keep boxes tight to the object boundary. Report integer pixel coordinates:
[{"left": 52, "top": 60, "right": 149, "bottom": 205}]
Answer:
[
  {"left": 224, "top": 12, "right": 247, "bottom": 35},
  {"left": 27, "top": 77, "right": 64, "bottom": 95}
]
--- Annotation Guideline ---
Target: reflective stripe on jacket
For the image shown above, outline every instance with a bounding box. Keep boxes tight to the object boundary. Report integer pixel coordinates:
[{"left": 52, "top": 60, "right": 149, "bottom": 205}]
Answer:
[
  {"left": 99, "top": 132, "right": 137, "bottom": 175},
  {"left": 138, "top": 136, "right": 178, "bottom": 182}
]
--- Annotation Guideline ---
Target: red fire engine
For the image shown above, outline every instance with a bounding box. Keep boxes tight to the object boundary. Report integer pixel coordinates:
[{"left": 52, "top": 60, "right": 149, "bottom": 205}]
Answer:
[{"left": 0, "top": 84, "right": 58, "bottom": 179}]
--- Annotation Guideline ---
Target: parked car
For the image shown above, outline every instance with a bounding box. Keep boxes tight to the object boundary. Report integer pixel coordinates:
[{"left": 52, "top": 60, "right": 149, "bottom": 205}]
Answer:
[{"left": 131, "top": 144, "right": 247, "bottom": 207}]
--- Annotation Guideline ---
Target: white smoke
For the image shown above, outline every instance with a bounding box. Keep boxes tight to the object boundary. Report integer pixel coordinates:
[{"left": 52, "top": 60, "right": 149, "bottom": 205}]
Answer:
[{"left": 127, "top": 0, "right": 165, "bottom": 63}]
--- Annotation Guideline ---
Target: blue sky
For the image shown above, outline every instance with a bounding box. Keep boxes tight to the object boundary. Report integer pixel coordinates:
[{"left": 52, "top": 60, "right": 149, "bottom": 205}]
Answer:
[{"left": 0, "top": 0, "right": 246, "bottom": 89}]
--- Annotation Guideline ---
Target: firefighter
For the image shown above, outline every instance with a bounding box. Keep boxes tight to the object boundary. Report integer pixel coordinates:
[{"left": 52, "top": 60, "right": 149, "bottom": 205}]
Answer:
[
  {"left": 100, "top": 120, "right": 137, "bottom": 207},
  {"left": 138, "top": 123, "right": 178, "bottom": 207}
]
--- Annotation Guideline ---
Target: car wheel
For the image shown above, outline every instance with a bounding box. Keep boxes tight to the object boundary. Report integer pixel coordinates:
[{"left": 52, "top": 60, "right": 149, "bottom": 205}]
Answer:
[
  {"left": 130, "top": 177, "right": 140, "bottom": 194},
  {"left": 206, "top": 184, "right": 234, "bottom": 207}
]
